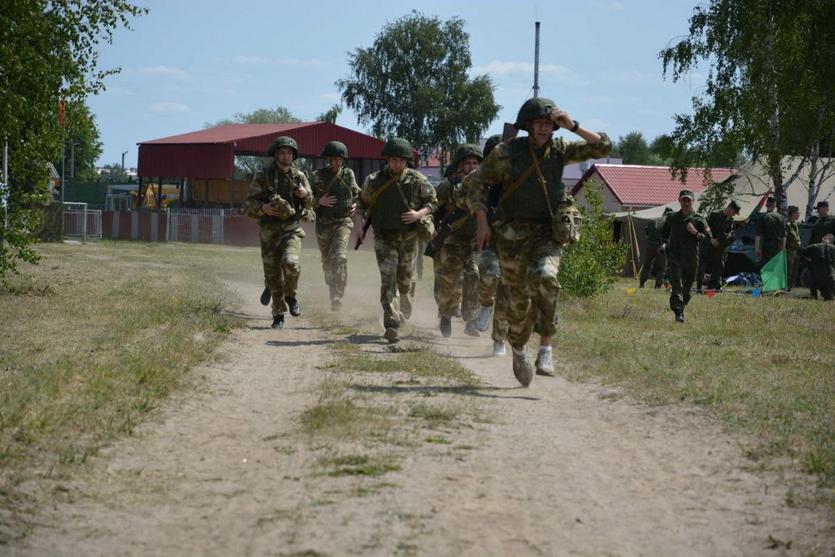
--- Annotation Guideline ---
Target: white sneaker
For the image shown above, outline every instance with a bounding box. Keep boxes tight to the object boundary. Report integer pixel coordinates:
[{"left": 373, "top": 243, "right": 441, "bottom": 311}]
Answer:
[
  {"left": 492, "top": 340, "right": 506, "bottom": 357},
  {"left": 535, "top": 349, "right": 555, "bottom": 377},
  {"left": 474, "top": 305, "right": 492, "bottom": 332}
]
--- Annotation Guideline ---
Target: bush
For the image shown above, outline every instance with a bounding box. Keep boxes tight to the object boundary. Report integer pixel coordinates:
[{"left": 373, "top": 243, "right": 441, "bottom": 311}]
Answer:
[{"left": 560, "top": 180, "right": 628, "bottom": 296}]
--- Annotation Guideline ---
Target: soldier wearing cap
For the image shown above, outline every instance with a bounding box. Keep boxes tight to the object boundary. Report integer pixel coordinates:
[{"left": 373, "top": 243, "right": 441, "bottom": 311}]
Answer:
[
  {"left": 640, "top": 207, "right": 674, "bottom": 289},
  {"left": 785, "top": 205, "right": 801, "bottom": 290},
  {"left": 243, "top": 136, "right": 313, "bottom": 329},
  {"left": 660, "top": 189, "right": 712, "bottom": 322},
  {"left": 358, "top": 138, "right": 437, "bottom": 343},
  {"left": 311, "top": 141, "right": 360, "bottom": 311},
  {"left": 809, "top": 200, "right": 835, "bottom": 244},
  {"left": 697, "top": 199, "right": 740, "bottom": 291},
  {"left": 464, "top": 97, "right": 611, "bottom": 386},
  {"left": 755, "top": 196, "right": 785, "bottom": 265},
  {"left": 798, "top": 233, "right": 835, "bottom": 300},
  {"left": 436, "top": 144, "right": 483, "bottom": 338}
]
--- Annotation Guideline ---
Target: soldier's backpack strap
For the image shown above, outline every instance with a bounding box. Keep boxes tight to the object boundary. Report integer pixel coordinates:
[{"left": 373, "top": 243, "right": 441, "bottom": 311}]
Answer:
[
  {"left": 499, "top": 144, "right": 551, "bottom": 205},
  {"left": 366, "top": 173, "right": 401, "bottom": 209},
  {"left": 320, "top": 169, "right": 350, "bottom": 197}
]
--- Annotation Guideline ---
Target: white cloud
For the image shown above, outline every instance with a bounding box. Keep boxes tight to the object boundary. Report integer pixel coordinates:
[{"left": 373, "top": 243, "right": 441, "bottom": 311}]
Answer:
[
  {"left": 472, "top": 60, "right": 589, "bottom": 86},
  {"left": 148, "top": 102, "right": 191, "bottom": 114},
  {"left": 317, "top": 92, "right": 341, "bottom": 102},
  {"left": 226, "top": 55, "right": 329, "bottom": 68},
  {"left": 135, "top": 65, "right": 188, "bottom": 78},
  {"left": 589, "top": 0, "right": 625, "bottom": 11}
]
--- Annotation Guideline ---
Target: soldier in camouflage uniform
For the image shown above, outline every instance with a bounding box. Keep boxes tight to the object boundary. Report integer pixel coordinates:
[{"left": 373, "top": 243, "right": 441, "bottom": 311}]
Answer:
[
  {"left": 755, "top": 196, "right": 785, "bottom": 266},
  {"left": 809, "top": 201, "right": 835, "bottom": 244},
  {"left": 464, "top": 97, "right": 611, "bottom": 386},
  {"left": 436, "top": 144, "right": 483, "bottom": 338},
  {"left": 785, "top": 205, "right": 801, "bottom": 290},
  {"left": 696, "top": 200, "right": 740, "bottom": 291},
  {"left": 311, "top": 141, "right": 360, "bottom": 311},
  {"left": 430, "top": 164, "right": 458, "bottom": 310},
  {"left": 471, "top": 135, "right": 509, "bottom": 356},
  {"left": 639, "top": 207, "right": 673, "bottom": 288},
  {"left": 244, "top": 136, "right": 313, "bottom": 329},
  {"left": 359, "top": 138, "right": 437, "bottom": 343},
  {"left": 799, "top": 233, "right": 835, "bottom": 300},
  {"left": 660, "top": 190, "right": 713, "bottom": 323}
]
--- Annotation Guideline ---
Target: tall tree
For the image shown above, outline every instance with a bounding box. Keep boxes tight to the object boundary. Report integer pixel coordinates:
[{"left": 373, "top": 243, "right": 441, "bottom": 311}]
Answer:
[
  {"left": 614, "top": 131, "right": 662, "bottom": 165},
  {"left": 337, "top": 11, "right": 500, "bottom": 161},
  {"left": 0, "top": 0, "right": 146, "bottom": 280},
  {"left": 660, "top": 0, "right": 835, "bottom": 214},
  {"left": 52, "top": 101, "right": 103, "bottom": 181},
  {"left": 317, "top": 104, "right": 343, "bottom": 124}
]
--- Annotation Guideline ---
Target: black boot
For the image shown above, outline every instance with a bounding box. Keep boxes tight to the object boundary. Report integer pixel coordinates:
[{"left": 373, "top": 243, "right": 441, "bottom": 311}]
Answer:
[
  {"left": 285, "top": 296, "right": 301, "bottom": 317},
  {"left": 260, "top": 287, "right": 271, "bottom": 306},
  {"left": 271, "top": 314, "right": 285, "bottom": 329},
  {"left": 674, "top": 309, "right": 685, "bottom": 323},
  {"left": 440, "top": 316, "right": 452, "bottom": 338}
]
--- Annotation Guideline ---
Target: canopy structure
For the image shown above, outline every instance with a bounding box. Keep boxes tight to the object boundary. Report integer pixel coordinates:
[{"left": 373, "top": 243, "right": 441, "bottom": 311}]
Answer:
[{"left": 136, "top": 122, "right": 387, "bottom": 207}]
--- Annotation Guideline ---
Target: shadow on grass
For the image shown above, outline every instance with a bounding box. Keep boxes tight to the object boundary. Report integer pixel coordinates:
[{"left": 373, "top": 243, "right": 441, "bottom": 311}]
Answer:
[{"left": 350, "top": 384, "right": 541, "bottom": 401}]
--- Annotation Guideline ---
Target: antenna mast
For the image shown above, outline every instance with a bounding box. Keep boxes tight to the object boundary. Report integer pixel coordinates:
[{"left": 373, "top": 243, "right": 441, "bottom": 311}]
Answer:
[{"left": 533, "top": 21, "right": 541, "bottom": 98}]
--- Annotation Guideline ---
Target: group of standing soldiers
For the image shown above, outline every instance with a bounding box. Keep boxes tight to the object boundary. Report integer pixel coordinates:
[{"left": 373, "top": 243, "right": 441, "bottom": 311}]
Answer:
[{"left": 244, "top": 97, "right": 611, "bottom": 387}]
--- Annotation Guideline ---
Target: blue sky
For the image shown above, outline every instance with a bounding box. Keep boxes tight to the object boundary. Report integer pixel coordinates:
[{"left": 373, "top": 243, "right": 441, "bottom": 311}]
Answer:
[{"left": 89, "top": 0, "right": 706, "bottom": 167}]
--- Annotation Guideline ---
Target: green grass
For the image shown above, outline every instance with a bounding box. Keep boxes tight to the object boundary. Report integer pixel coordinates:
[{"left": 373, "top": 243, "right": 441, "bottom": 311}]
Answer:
[
  {"left": 557, "top": 281, "right": 835, "bottom": 492},
  {"left": 0, "top": 242, "right": 244, "bottom": 538}
]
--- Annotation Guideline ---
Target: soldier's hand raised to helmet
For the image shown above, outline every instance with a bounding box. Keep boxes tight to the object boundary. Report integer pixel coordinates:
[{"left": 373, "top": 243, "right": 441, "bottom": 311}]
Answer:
[{"left": 550, "top": 108, "right": 573, "bottom": 129}]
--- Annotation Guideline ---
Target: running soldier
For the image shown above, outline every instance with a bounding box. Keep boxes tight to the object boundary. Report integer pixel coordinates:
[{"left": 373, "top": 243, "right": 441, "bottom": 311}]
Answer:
[
  {"left": 697, "top": 200, "right": 740, "bottom": 291},
  {"left": 436, "top": 144, "right": 483, "bottom": 338},
  {"left": 243, "top": 136, "right": 313, "bottom": 329},
  {"left": 311, "top": 141, "right": 360, "bottom": 311},
  {"left": 464, "top": 98, "right": 611, "bottom": 386},
  {"left": 359, "top": 138, "right": 437, "bottom": 343}
]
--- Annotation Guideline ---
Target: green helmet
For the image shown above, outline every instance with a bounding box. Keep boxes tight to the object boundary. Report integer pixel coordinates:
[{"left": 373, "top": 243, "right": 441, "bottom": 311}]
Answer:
[
  {"left": 483, "top": 134, "right": 502, "bottom": 158},
  {"left": 514, "top": 97, "right": 557, "bottom": 130},
  {"left": 321, "top": 141, "right": 348, "bottom": 158},
  {"left": 453, "top": 144, "right": 483, "bottom": 166},
  {"left": 268, "top": 136, "right": 299, "bottom": 158},
  {"left": 381, "top": 137, "right": 413, "bottom": 159}
]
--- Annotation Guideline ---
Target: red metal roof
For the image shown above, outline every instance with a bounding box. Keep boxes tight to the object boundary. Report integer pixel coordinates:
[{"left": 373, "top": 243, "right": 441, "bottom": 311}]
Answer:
[
  {"left": 571, "top": 164, "right": 734, "bottom": 207},
  {"left": 137, "top": 122, "right": 387, "bottom": 179}
]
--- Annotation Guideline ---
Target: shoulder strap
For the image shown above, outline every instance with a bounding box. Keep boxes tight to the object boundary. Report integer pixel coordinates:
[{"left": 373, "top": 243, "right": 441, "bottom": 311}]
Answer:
[
  {"left": 499, "top": 144, "right": 551, "bottom": 205},
  {"left": 366, "top": 172, "right": 401, "bottom": 209},
  {"left": 529, "top": 143, "right": 555, "bottom": 218},
  {"left": 319, "top": 170, "right": 342, "bottom": 197}
]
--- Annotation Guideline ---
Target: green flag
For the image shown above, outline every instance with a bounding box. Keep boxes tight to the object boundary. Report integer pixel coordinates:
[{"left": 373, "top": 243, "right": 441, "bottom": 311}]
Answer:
[{"left": 760, "top": 250, "right": 787, "bottom": 292}]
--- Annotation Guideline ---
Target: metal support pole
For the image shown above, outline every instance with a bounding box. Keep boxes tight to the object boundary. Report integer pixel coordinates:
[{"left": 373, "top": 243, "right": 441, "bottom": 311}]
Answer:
[{"left": 533, "top": 21, "right": 541, "bottom": 98}]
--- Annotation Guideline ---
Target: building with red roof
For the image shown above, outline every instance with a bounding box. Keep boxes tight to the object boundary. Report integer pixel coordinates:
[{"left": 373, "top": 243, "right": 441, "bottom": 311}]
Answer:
[{"left": 571, "top": 164, "right": 733, "bottom": 213}]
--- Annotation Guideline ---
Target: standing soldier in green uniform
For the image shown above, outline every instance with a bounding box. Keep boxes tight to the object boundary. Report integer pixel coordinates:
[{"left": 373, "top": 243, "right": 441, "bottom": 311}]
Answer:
[
  {"left": 311, "top": 141, "right": 360, "bottom": 311},
  {"left": 785, "top": 205, "right": 801, "bottom": 291},
  {"left": 244, "top": 136, "right": 313, "bottom": 329},
  {"left": 359, "top": 138, "right": 437, "bottom": 343},
  {"left": 799, "top": 233, "right": 835, "bottom": 300},
  {"left": 472, "top": 135, "right": 510, "bottom": 356},
  {"left": 436, "top": 144, "right": 483, "bottom": 337},
  {"left": 755, "top": 196, "right": 785, "bottom": 266},
  {"left": 464, "top": 97, "right": 611, "bottom": 386},
  {"left": 639, "top": 207, "right": 673, "bottom": 288},
  {"left": 661, "top": 190, "right": 712, "bottom": 323},
  {"left": 809, "top": 201, "right": 835, "bottom": 244},
  {"left": 697, "top": 200, "right": 740, "bottom": 291}
]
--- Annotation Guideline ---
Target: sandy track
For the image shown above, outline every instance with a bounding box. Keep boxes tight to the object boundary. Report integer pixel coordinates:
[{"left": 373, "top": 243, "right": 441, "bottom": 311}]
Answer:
[{"left": 9, "top": 265, "right": 834, "bottom": 556}]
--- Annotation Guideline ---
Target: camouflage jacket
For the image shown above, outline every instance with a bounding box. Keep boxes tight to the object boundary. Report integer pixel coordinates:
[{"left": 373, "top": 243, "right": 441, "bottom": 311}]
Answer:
[
  {"left": 311, "top": 166, "right": 359, "bottom": 224},
  {"left": 435, "top": 175, "right": 475, "bottom": 238},
  {"left": 463, "top": 133, "right": 612, "bottom": 218},
  {"left": 243, "top": 163, "right": 313, "bottom": 230},
  {"left": 359, "top": 167, "right": 437, "bottom": 233}
]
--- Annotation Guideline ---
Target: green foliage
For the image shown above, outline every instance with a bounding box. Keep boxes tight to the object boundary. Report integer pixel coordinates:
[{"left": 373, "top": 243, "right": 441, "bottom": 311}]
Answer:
[
  {"left": 98, "top": 163, "right": 136, "bottom": 183},
  {"left": 337, "top": 11, "right": 500, "bottom": 158},
  {"left": 660, "top": 0, "right": 835, "bottom": 207},
  {"left": 697, "top": 177, "right": 736, "bottom": 215},
  {"left": 0, "top": 0, "right": 146, "bottom": 280},
  {"left": 613, "top": 131, "right": 664, "bottom": 165},
  {"left": 561, "top": 180, "right": 628, "bottom": 297},
  {"left": 51, "top": 101, "right": 103, "bottom": 181},
  {"left": 316, "top": 104, "right": 343, "bottom": 124}
]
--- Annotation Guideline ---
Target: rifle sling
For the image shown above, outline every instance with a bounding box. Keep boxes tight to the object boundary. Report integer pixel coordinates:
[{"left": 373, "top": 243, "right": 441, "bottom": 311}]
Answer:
[{"left": 498, "top": 144, "right": 551, "bottom": 206}]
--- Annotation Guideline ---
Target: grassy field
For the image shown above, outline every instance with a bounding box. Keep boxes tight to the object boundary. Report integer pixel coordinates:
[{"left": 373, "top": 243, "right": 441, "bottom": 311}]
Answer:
[{"left": 2, "top": 240, "right": 833, "bottom": 514}]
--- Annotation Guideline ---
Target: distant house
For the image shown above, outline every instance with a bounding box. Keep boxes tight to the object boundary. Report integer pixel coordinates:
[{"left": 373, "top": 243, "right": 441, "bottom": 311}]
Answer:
[
  {"left": 562, "top": 157, "right": 622, "bottom": 189},
  {"left": 571, "top": 164, "right": 733, "bottom": 213}
]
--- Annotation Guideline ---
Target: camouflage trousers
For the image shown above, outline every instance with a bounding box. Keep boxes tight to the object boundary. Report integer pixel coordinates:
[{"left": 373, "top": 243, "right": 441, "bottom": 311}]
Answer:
[
  {"left": 493, "top": 221, "right": 561, "bottom": 350},
  {"left": 668, "top": 258, "right": 697, "bottom": 312},
  {"left": 316, "top": 218, "right": 353, "bottom": 301},
  {"left": 438, "top": 236, "right": 479, "bottom": 321},
  {"left": 260, "top": 226, "right": 304, "bottom": 316},
  {"left": 478, "top": 247, "right": 509, "bottom": 343},
  {"left": 432, "top": 249, "right": 443, "bottom": 307},
  {"left": 374, "top": 230, "right": 419, "bottom": 330}
]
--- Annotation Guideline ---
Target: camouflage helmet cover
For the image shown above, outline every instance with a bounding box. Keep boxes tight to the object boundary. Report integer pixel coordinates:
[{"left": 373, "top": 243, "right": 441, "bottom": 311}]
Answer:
[
  {"left": 453, "top": 143, "right": 483, "bottom": 166},
  {"left": 514, "top": 97, "right": 557, "bottom": 130},
  {"left": 321, "top": 140, "right": 348, "bottom": 158},
  {"left": 268, "top": 136, "right": 299, "bottom": 158},
  {"left": 483, "top": 134, "right": 502, "bottom": 158},
  {"left": 381, "top": 137, "right": 413, "bottom": 159}
]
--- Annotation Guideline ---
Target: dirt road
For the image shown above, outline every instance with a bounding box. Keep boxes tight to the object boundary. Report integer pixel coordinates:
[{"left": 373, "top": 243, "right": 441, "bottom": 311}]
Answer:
[{"left": 10, "top": 257, "right": 833, "bottom": 556}]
